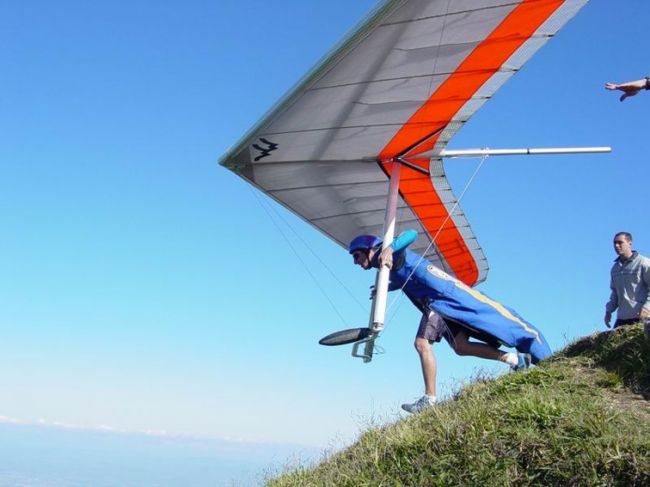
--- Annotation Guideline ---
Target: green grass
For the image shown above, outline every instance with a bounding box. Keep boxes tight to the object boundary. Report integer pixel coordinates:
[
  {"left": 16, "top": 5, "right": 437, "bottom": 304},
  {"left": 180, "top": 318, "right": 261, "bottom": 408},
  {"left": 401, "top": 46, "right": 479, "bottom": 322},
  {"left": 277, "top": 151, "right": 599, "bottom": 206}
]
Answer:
[{"left": 268, "top": 324, "right": 650, "bottom": 486}]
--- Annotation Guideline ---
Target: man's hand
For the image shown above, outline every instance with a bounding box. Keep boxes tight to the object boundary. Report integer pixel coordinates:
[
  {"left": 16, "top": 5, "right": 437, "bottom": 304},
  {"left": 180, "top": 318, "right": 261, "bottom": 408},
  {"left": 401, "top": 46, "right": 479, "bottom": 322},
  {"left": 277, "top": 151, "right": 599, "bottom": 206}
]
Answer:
[
  {"left": 379, "top": 246, "right": 393, "bottom": 269},
  {"left": 639, "top": 307, "right": 650, "bottom": 320},
  {"left": 604, "top": 310, "right": 612, "bottom": 328},
  {"left": 605, "top": 79, "right": 646, "bottom": 102}
]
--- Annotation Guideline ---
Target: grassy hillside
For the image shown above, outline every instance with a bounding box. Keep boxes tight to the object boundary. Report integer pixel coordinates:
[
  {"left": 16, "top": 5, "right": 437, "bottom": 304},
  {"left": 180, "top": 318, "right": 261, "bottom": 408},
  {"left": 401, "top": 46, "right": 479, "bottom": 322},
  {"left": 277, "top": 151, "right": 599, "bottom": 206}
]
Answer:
[{"left": 269, "top": 324, "right": 650, "bottom": 486}]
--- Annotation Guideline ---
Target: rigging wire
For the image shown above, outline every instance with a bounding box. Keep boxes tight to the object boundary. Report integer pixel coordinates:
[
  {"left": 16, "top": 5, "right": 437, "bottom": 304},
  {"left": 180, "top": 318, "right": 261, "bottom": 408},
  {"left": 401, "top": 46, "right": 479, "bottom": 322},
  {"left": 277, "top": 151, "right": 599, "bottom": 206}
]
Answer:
[
  {"left": 385, "top": 153, "right": 489, "bottom": 322},
  {"left": 248, "top": 187, "right": 368, "bottom": 327}
]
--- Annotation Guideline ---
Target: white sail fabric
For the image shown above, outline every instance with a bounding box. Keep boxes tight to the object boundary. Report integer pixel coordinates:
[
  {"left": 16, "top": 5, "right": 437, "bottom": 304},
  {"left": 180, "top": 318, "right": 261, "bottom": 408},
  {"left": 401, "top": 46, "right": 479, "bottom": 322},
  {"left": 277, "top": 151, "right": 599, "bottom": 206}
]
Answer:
[{"left": 220, "top": 0, "right": 588, "bottom": 285}]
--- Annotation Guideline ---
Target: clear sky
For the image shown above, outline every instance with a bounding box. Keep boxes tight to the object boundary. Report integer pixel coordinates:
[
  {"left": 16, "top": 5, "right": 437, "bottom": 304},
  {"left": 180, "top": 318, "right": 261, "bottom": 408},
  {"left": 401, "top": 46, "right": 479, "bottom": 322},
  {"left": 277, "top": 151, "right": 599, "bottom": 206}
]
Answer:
[{"left": 1, "top": 0, "right": 649, "bottom": 449}]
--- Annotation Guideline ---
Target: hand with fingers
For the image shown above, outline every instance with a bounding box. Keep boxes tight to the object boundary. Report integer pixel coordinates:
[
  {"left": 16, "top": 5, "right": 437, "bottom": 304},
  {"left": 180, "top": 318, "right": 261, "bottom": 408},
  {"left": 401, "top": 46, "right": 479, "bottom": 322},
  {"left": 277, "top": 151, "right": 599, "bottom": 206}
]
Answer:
[
  {"left": 379, "top": 246, "right": 394, "bottom": 269},
  {"left": 605, "top": 78, "right": 649, "bottom": 102}
]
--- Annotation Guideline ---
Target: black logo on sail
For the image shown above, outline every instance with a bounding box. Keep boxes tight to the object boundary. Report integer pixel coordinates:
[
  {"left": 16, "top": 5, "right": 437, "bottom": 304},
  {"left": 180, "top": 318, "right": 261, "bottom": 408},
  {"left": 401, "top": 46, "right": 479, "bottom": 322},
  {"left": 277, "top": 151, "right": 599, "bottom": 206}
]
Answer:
[{"left": 252, "top": 138, "right": 278, "bottom": 161}]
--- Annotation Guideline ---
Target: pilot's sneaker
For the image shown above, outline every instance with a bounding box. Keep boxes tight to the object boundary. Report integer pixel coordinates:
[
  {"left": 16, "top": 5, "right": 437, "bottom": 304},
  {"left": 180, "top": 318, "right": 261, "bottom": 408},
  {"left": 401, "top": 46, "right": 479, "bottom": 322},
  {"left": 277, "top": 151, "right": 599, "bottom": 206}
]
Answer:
[
  {"left": 512, "top": 353, "right": 531, "bottom": 371},
  {"left": 401, "top": 394, "right": 436, "bottom": 414}
]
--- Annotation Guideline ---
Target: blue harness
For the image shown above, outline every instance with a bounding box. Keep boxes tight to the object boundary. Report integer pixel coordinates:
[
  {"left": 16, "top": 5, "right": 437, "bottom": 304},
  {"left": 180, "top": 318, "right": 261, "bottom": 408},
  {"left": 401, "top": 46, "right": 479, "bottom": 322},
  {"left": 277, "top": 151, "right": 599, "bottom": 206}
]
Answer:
[{"left": 376, "top": 248, "right": 552, "bottom": 363}]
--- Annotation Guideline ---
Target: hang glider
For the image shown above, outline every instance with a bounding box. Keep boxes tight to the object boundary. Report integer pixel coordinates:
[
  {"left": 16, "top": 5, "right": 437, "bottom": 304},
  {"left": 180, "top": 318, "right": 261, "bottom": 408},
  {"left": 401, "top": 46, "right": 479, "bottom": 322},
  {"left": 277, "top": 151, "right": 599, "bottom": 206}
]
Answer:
[{"left": 220, "top": 0, "right": 594, "bottom": 289}]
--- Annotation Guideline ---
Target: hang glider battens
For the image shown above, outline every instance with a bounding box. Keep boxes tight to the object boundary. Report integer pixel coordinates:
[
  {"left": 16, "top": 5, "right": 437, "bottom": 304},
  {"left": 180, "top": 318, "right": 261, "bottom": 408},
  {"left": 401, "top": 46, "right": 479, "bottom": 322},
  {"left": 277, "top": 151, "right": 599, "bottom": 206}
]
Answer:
[
  {"left": 306, "top": 67, "right": 515, "bottom": 92},
  {"left": 379, "top": 2, "right": 524, "bottom": 28},
  {"left": 270, "top": 179, "right": 394, "bottom": 193},
  {"left": 310, "top": 206, "right": 409, "bottom": 223},
  {"left": 256, "top": 118, "right": 465, "bottom": 138},
  {"left": 228, "top": 158, "right": 379, "bottom": 171},
  {"left": 355, "top": 218, "right": 473, "bottom": 236}
]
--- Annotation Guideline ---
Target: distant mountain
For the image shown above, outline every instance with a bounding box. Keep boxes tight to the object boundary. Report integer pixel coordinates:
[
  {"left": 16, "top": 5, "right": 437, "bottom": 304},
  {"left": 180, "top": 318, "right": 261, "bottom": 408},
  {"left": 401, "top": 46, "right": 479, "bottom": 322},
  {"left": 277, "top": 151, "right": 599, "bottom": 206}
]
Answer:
[{"left": 269, "top": 324, "right": 650, "bottom": 486}]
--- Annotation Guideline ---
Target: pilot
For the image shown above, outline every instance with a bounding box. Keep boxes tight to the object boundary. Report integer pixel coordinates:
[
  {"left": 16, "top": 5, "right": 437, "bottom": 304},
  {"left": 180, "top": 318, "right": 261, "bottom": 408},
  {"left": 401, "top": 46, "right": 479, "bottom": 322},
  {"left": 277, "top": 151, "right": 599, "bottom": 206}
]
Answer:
[{"left": 349, "top": 229, "right": 551, "bottom": 414}]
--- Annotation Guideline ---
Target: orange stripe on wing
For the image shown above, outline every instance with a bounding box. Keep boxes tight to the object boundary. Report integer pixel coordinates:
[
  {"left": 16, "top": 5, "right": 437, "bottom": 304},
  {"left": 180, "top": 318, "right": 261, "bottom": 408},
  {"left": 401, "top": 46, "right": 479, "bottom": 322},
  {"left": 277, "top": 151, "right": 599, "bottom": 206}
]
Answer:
[{"left": 380, "top": 0, "right": 565, "bottom": 286}]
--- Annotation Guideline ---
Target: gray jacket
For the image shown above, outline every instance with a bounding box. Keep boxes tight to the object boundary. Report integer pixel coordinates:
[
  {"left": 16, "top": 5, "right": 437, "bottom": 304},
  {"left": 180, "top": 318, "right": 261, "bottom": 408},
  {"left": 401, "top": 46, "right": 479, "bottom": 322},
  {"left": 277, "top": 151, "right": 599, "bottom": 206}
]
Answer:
[{"left": 605, "top": 251, "right": 650, "bottom": 320}]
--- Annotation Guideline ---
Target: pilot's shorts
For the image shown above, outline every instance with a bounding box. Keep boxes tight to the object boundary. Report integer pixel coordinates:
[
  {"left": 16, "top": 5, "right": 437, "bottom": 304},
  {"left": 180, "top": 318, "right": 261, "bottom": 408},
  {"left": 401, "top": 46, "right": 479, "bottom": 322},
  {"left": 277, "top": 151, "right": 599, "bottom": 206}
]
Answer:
[{"left": 416, "top": 310, "right": 461, "bottom": 344}]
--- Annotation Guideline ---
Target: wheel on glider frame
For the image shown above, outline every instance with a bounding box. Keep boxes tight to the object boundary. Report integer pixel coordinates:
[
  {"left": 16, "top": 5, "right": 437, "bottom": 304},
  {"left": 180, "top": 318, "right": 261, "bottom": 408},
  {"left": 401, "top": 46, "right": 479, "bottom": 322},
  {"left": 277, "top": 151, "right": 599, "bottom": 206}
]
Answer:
[{"left": 319, "top": 327, "right": 371, "bottom": 346}]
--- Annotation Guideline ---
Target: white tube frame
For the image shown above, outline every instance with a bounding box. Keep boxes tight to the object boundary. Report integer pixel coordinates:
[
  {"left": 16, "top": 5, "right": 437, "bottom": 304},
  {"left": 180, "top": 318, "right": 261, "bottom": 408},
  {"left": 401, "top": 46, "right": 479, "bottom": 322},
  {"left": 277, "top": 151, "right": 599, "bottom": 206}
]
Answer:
[
  {"left": 353, "top": 161, "right": 401, "bottom": 362},
  {"left": 438, "top": 146, "right": 611, "bottom": 158}
]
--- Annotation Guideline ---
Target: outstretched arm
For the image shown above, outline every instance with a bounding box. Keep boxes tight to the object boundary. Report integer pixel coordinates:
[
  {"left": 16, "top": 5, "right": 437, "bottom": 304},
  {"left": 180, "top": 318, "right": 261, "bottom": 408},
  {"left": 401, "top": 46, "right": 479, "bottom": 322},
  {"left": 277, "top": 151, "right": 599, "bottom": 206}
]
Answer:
[{"left": 605, "top": 77, "right": 650, "bottom": 102}]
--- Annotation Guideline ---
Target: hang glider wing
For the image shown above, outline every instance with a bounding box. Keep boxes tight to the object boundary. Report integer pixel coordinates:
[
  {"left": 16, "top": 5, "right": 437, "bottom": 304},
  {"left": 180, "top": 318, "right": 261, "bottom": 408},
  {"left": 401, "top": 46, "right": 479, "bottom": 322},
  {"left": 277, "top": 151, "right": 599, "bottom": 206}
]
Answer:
[{"left": 219, "top": 0, "right": 588, "bottom": 286}]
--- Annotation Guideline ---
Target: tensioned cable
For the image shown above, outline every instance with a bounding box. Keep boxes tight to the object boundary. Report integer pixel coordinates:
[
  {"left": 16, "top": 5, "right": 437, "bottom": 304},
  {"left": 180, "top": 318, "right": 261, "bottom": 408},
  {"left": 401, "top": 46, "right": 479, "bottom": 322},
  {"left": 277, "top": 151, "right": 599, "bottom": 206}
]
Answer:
[
  {"left": 248, "top": 187, "right": 368, "bottom": 326},
  {"left": 385, "top": 153, "right": 489, "bottom": 321}
]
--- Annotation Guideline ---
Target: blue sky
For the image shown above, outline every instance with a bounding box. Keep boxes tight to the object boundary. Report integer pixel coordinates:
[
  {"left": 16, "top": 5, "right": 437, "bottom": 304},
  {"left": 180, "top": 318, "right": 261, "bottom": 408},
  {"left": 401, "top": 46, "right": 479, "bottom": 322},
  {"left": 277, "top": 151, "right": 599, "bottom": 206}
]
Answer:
[{"left": 1, "top": 0, "right": 649, "bottom": 449}]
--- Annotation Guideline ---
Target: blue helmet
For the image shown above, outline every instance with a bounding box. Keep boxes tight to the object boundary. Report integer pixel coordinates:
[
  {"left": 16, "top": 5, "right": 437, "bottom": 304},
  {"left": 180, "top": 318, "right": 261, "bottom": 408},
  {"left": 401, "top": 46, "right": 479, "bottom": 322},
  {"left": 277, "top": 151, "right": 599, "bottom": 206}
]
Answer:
[{"left": 348, "top": 235, "right": 382, "bottom": 254}]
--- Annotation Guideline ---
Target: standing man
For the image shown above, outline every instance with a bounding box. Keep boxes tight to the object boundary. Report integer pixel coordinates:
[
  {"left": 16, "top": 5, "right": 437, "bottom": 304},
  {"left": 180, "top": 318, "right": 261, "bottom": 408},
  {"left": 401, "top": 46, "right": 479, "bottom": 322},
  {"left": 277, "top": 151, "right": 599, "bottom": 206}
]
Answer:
[
  {"left": 349, "top": 230, "right": 551, "bottom": 414},
  {"left": 605, "top": 232, "right": 650, "bottom": 328}
]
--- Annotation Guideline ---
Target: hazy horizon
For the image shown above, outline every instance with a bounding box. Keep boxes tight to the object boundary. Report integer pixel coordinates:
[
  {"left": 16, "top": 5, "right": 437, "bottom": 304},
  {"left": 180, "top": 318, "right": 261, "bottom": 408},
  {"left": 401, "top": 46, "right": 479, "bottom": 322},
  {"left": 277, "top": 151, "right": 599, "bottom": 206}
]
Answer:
[{"left": 0, "top": 422, "right": 321, "bottom": 486}]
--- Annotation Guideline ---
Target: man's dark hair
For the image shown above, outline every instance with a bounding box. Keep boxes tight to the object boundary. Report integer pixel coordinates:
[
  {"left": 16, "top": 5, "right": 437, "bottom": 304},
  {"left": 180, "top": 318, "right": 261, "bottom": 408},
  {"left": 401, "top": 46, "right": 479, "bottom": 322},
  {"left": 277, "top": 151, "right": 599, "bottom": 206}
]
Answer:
[{"left": 614, "top": 231, "right": 633, "bottom": 242}]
